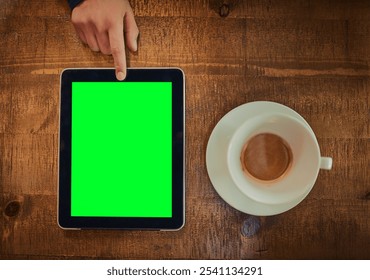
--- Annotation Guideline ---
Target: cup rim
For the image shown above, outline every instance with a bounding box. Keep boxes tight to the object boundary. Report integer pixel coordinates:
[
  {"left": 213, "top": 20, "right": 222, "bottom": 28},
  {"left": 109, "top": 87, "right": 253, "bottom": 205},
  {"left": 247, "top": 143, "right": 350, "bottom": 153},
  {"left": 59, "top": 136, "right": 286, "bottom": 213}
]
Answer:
[{"left": 226, "top": 112, "right": 321, "bottom": 205}]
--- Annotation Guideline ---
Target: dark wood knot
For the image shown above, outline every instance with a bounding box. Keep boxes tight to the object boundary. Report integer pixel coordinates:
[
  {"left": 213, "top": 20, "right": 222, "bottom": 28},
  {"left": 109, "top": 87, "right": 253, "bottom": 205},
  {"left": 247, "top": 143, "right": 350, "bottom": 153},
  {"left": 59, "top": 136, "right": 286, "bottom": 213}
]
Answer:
[
  {"left": 219, "top": 4, "right": 230, "bottom": 17},
  {"left": 364, "top": 192, "right": 370, "bottom": 200},
  {"left": 241, "top": 216, "right": 261, "bottom": 238},
  {"left": 4, "top": 201, "right": 21, "bottom": 217}
]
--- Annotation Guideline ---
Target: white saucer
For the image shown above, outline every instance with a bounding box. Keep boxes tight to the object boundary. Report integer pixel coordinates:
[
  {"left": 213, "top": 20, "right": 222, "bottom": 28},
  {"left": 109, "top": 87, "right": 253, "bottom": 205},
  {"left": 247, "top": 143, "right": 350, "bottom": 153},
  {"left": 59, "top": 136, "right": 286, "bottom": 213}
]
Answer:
[{"left": 206, "top": 101, "right": 314, "bottom": 216}]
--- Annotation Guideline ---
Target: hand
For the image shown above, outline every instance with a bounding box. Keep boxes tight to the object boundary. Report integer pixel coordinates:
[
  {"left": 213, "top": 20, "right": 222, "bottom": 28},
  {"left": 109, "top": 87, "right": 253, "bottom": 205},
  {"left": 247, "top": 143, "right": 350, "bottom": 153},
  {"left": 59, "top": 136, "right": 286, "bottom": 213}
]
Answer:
[{"left": 71, "top": 0, "right": 139, "bottom": 80}]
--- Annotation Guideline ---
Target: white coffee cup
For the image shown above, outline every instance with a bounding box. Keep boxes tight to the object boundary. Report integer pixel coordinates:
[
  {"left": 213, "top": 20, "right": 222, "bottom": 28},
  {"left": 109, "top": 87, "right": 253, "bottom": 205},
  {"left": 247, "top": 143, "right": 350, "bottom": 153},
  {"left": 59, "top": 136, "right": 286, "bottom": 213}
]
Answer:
[{"left": 227, "top": 112, "right": 332, "bottom": 205}]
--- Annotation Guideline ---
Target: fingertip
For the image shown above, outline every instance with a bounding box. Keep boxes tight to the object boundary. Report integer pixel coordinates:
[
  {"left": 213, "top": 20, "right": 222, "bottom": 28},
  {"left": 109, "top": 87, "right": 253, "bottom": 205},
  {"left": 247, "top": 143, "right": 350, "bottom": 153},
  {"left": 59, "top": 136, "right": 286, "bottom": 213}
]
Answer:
[
  {"left": 126, "top": 32, "right": 139, "bottom": 53},
  {"left": 117, "top": 71, "right": 126, "bottom": 81},
  {"left": 132, "top": 38, "right": 138, "bottom": 52},
  {"left": 133, "top": 32, "right": 140, "bottom": 52}
]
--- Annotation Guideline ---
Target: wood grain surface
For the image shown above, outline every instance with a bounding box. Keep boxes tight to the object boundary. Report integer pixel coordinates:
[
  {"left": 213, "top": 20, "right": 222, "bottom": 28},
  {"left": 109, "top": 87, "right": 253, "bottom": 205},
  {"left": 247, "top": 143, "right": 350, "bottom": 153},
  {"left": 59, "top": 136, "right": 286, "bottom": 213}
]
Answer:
[{"left": 1, "top": 0, "right": 369, "bottom": 259}]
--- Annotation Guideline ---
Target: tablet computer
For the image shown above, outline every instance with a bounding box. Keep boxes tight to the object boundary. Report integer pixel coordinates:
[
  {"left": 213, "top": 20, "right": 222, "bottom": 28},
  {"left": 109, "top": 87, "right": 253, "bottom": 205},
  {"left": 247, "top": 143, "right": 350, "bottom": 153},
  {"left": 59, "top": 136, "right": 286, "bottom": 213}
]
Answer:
[{"left": 58, "top": 68, "right": 185, "bottom": 230}]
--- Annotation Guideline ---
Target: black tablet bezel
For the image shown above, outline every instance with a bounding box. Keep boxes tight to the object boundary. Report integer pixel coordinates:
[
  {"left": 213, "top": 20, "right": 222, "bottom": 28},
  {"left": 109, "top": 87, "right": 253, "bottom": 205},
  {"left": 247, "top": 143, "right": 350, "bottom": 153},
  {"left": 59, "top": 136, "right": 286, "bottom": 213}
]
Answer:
[{"left": 58, "top": 68, "right": 185, "bottom": 230}]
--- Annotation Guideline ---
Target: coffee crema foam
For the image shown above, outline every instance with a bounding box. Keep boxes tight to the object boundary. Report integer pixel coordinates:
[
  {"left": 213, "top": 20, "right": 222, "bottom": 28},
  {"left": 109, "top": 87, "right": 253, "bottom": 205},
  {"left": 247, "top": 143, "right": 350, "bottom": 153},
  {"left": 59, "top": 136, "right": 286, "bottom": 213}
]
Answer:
[{"left": 240, "top": 133, "right": 293, "bottom": 182}]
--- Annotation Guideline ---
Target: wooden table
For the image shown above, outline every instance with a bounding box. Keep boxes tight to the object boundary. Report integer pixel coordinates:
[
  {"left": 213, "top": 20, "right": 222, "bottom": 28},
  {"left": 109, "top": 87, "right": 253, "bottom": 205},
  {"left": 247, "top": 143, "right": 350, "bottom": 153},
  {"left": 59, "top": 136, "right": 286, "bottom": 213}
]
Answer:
[{"left": 1, "top": 0, "right": 369, "bottom": 259}]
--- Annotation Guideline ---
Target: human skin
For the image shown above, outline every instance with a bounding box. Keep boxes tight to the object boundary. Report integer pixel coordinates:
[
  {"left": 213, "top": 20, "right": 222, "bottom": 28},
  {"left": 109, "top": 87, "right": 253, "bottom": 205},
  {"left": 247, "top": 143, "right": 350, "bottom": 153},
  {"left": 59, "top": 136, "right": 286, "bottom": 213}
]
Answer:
[{"left": 71, "top": 0, "right": 139, "bottom": 80}]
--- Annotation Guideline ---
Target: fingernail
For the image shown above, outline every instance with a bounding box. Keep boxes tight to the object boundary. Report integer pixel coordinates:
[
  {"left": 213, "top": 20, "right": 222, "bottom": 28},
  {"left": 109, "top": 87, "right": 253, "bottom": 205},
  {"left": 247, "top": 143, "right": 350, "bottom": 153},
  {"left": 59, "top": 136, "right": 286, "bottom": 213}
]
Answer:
[{"left": 117, "top": 71, "right": 125, "bottom": 81}]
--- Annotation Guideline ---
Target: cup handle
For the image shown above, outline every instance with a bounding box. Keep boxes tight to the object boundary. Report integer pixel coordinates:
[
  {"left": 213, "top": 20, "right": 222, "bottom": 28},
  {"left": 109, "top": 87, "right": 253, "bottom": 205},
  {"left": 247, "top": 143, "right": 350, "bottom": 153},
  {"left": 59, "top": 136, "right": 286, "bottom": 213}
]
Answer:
[{"left": 320, "top": 157, "right": 333, "bottom": 170}]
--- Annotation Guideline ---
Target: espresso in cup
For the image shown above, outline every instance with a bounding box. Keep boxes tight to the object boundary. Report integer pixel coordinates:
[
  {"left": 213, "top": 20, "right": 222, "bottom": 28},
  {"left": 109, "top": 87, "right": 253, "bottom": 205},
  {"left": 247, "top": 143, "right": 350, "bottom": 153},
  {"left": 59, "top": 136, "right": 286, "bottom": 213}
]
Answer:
[{"left": 240, "top": 133, "right": 293, "bottom": 182}]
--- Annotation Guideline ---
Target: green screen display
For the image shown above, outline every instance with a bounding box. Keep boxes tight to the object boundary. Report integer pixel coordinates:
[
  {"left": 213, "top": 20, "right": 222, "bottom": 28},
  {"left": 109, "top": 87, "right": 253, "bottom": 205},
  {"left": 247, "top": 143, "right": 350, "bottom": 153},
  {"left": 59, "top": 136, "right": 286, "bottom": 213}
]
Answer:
[{"left": 71, "top": 82, "right": 172, "bottom": 217}]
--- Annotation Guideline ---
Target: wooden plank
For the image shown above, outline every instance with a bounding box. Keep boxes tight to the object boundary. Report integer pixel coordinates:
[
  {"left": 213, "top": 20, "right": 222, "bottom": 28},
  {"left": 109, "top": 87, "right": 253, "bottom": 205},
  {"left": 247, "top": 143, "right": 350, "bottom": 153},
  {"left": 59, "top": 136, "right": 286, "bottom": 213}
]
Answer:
[
  {"left": 131, "top": 0, "right": 370, "bottom": 20},
  {"left": 0, "top": 0, "right": 69, "bottom": 17},
  {"left": 240, "top": 200, "right": 370, "bottom": 259},
  {"left": 2, "top": 14, "right": 370, "bottom": 75},
  {"left": 2, "top": 0, "right": 369, "bottom": 20},
  {"left": 2, "top": 17, "right": 370, "bottom": 75},
  {"left": 1, "top": 134, "right": 58, "bottom": 195}
]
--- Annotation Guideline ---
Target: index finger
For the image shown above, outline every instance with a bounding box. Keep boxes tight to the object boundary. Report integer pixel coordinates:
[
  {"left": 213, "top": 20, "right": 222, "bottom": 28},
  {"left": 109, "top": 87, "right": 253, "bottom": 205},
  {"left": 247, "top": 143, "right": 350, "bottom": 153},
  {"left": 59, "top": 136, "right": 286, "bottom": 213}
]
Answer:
[{"left": 109, "top": 22, "right": 126, "bottom": 81}]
